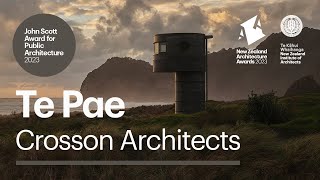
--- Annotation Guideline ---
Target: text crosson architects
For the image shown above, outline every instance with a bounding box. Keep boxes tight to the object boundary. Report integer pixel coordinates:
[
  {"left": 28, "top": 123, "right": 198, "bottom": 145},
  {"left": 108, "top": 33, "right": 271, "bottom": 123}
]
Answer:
[{"left": 15, "top": 90, "right": 241, "bottom": 152}]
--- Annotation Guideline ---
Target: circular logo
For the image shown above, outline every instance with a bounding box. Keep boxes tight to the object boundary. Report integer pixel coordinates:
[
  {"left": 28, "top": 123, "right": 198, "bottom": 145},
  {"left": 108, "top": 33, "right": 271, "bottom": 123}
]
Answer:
[
  {"left": 13, "top": 14, "right": 76, "bottom": 77},
  {"left": 280, "top": 15, "right": 303, "bottom": 37}
]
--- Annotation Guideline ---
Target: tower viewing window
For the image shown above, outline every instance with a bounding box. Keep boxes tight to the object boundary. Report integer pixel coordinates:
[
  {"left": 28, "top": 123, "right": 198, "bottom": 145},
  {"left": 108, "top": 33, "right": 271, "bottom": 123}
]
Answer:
[
  {"left": 154, "top": 42, "right": 166, "bottom": 54},
  {"left": 160, "top": 43, "right": 166, "bottom": 53}
]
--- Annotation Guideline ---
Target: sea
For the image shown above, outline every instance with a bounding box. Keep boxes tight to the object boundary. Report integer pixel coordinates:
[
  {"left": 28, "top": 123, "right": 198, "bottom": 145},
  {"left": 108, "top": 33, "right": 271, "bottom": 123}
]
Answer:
[{"left": 0, "top": 98, "right": 171, "bottom": 115}]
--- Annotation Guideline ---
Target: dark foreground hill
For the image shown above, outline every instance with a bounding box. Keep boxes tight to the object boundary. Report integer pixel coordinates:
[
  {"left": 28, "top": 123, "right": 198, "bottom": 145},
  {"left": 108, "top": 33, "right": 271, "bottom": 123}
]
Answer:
[{"left": 81, "top": 27, "right": 320, "bottom": 101}]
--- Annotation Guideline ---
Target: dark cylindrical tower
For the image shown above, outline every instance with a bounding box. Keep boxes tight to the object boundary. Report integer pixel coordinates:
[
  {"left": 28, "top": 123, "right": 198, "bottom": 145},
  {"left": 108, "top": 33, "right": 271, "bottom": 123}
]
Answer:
[
  {"left": 175, "top": 71, "right": 205, "bottom": 113},
  {"left": 153, "top": 33, "right": 212, "bottom": 114}
]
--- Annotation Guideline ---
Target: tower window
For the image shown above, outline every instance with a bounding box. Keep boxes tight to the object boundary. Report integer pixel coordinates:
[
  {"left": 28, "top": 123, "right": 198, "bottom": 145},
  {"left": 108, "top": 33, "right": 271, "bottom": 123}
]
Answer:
[
  {"left": 160, "top": 43, "right": 166, "bottom": 53},
  {"left": 154, "top": 42, "right": 166, "bottom": 54}
]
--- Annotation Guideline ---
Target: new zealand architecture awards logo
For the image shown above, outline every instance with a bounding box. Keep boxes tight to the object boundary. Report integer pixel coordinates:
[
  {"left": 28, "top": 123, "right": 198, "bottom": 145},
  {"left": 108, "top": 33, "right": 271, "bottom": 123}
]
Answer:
[
  {"left": 238, "top": 15, "right": 265, "bottom": 46},
  {"left": 236, "top": 15, "right": 267, "bottom": 65}
]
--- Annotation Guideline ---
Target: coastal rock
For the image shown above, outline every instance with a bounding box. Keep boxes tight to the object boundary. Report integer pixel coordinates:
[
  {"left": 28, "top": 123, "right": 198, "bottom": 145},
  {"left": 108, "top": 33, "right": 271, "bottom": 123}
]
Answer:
[{"left": 285, "top": 75, "right": 320, "bottom": 96}]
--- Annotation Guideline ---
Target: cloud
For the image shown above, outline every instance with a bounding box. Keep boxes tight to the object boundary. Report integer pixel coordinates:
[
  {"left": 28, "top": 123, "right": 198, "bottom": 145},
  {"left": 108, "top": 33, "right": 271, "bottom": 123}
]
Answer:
[
  {"left": 0, "top": 0, "right": 92, "bottom": 97},
  {"left": 204, "top": 0, "right": 320, "bottom": 50},
  {"left": 0, "top": 0, "right": 42, "bottom": 62},
  {"left": 90, "top": 0, "right": 209, "bottom": 61},
  {"left": 0, "top": 0, "right": 41, "bottom": 19}
]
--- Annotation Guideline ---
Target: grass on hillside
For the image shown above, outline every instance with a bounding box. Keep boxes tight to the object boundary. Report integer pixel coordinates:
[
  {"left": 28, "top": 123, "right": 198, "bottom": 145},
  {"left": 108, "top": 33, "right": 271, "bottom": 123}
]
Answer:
[{"left": 0, "top": 93, "right": 319, "bottom": 179}]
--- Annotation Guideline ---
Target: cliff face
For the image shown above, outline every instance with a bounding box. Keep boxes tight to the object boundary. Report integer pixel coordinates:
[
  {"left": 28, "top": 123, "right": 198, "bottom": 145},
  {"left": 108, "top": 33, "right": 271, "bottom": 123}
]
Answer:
[
  {"left": 81, "top": 28, "right": 320, "bottom": 101},
  {"left": 80, "top": 57, "right": 174, "bottom": 102}
]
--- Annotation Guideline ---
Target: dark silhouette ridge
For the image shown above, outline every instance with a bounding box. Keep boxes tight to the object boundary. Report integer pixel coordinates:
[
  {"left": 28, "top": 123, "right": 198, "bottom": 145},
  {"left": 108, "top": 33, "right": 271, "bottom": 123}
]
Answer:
[
  {"left": 208, "top": 27, "right": 320, "bottom": 100},
  {"left": 285, "top": 75, "right": 320, "bottom": 96},
  {"left": 81, "top": 27, "right": 320, "bottom": 101}
]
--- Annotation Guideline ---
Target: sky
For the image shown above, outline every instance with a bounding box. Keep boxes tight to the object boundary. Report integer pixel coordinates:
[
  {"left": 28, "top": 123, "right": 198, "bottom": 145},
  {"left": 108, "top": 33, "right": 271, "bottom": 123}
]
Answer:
[{"left": 0, "top": 0, "right": 320, "bottom": 97}]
